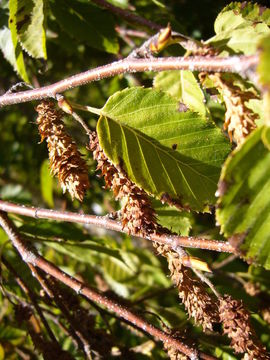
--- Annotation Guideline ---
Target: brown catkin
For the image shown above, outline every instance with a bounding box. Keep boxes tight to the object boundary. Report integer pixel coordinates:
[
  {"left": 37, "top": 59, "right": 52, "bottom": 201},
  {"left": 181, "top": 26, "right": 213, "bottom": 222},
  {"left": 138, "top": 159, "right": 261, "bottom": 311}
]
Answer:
[
  {"left": 89, "top": 131, "right": 157, "bottom": 237},
  {"left": 219, "top": 295, "right": 270, "bottom": 359},
  {"left": 199, "top": 73, "right": 258, "bottom": 145},
  {"left": 154, "top": 243, "right": 219, "bottom": 332},
  {"left": 36, "top": 100, "right": 90, "bottom": 202}
]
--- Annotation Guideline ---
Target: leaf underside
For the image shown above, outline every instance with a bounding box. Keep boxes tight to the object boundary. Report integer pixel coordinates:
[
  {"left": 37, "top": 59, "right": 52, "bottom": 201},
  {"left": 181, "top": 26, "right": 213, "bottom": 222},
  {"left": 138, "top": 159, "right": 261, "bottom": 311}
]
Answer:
[
  {"left": 216, "top": 126, "right": 270, "bottom": 269},
  {"left": 97, "top": 87, "right": 230, "bottom": 212},
  {"left": 207, "top": 2, "right": 270, "bottom": 55}
]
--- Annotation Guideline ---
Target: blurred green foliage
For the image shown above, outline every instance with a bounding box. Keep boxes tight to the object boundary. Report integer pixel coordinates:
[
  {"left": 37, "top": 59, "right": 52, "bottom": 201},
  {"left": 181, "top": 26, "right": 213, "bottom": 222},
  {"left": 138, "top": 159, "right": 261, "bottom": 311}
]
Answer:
[{"left": 0, "top": 1, "right": 269, "bottom": 359}]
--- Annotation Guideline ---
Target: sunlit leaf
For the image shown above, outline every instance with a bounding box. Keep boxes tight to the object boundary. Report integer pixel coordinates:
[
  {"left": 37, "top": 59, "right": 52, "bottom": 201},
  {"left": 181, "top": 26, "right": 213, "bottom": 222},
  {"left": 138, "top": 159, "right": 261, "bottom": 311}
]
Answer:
[
  {"left": 16, "top": 0, "right": 47, "bottom": 59},
  {"left": 97, "top": 87, "right": 230, "bottom": 211},
  {"left": 216, "top": 126, "right": 270, "bottom": 269},
  {"left": 8, "top": 0, "right": 29, "bottom": 81},
  {"left": 207, "top": 2, "right": 270, "bottom": 55},
  {"left": 153, "top": 70, "right": 208, "bottom": 117},
  {"left": 40, "top": 159, "right": 54, "bottom": 208}
]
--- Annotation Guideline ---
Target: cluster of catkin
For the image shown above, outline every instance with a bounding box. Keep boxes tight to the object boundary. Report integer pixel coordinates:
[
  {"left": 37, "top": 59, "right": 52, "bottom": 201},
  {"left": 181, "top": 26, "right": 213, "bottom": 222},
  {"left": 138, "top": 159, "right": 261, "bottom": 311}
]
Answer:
[{"left": 35, "top": 100, "right": 269, "bottom": 360}]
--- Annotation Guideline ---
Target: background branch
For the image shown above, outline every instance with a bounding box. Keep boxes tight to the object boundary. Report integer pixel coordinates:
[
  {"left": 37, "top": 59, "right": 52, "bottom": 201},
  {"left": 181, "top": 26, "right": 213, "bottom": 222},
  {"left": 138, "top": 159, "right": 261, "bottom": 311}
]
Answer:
[
  {"left": 91, "top": 0, "right": 161, "bottom": 31},
  {"left": 0, "top": 200, "right": 235, "bottom": 254},
  {"left": 0, "top": 210, "right": 217, "bottom": 359},
  {"left": 0, "top": 55, "right": 258, "bottom": 107}
]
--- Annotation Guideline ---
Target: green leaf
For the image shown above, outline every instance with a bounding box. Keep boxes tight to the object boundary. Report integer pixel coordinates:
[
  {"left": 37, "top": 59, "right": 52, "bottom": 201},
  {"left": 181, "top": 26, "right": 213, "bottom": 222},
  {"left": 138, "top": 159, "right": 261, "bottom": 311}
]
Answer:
[
  {"left": 15, "top": 0, "right": 47, "bottom": 59},
  {"left": 220, "top": 2, "right": 270, "bottom": 26},
  {"left": 152, "top": 199, "right": 192, "bottom": 235},
  {"left": 19, "top": 219, "right": 97, "bottom": 242},
  {"left": 207, "top": 2, "right": 270, "bottom": 55},
  {"left": 40, "top": 159, "right": 54, "bottom": 208},
  {"left": 257, "top": 34, "right": 270, "bottom": 126},
  {"left": 97, "top": 87, "right": 231, "bottom": 211},
  {"left": 216, "top": 126, "right": 270, "bottom": 269},
  {"left": 50, "top": 0, "right": 119, "bottom": 54},
  {"left": 45, "top": 240, "right": 125, "bottom": 264},
  {"left": 258, "top": 34, "right": 270, "bottom": 89},
  {"left": 8, "top": 0, "right": 29, "bottom": 81},
  {"left": 153, "top": 70, "right": 208, "bottom": 117}
]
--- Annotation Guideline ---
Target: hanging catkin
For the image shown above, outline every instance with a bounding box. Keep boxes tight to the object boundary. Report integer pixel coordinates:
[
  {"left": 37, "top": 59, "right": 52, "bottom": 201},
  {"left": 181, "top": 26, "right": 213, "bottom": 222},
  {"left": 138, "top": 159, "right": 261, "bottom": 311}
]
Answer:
[
  {"left": 36, "top": 100, "right": 90, "bottom": 202},
  {"left": 154, "top": 243, "right": 219, "bottom": 332},
  {"left": 219, "top": 295, "right": 270, "bottom": 359},
  {"left": 89, "top": 131, "right": 157, "bottom": 237}
]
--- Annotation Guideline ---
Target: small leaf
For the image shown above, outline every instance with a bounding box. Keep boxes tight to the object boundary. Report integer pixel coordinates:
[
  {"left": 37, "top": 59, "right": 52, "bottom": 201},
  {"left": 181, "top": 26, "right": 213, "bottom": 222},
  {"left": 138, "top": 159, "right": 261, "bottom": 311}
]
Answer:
[
  {"left": 207, "top": 2, "right": 270, "bottom": 55},
  {"left": 50, "top": 0, "right": 119, "bottom": 54},
  {"left": 216, "top": 126, "right": 270, "bottom": 269},
  {"left": 153, "top": 70, "right": 208, "bottom": 117},
  {"left": 152, "top": 199, "right": 191, "bottom": 235},
  {"left": 40, "top": 159, "right": 54, "bottom": 208},
  {"left": 97, "top": 87, "right": 230, "bottom": 212},
  {"left": 16, "top": 0, "right": 47, "bottom": 59}
]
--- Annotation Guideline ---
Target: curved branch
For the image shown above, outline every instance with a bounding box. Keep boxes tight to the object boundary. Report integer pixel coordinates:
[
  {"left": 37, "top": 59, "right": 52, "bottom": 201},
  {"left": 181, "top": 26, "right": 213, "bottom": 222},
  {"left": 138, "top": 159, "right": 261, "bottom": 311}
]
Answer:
[
  {"left": 0, "top": 210, "right": 217, "bottom": 360},
  {"left": 0, "top": 200, "right": 235, "bottom": 254},
  {"left": 0, "top": 55, "right": 258, "bottom": 107}
]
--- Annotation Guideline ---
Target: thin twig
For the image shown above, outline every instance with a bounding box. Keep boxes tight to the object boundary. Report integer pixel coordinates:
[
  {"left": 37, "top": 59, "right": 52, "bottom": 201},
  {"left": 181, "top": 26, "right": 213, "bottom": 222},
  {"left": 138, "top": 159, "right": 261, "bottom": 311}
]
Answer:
[
  {"left": 212, "top": 254, "right": 237, "bottom": 270},
  {"left": 115, "top": 26, "right": 148, "bottom": 39},
  {"left": 28, "top": 263, "right": 54, "bottom": 298},
  {"left": 192, "top": 268, "right": 220, "bottom": 298},
  {"left": 0, "top": 210, "right": 217, "bottom": 360},
  {"left": 0, "top": 200, "right": 235, "bottom": 254},
  {"left": 0, "top": 55, "right": 258, "bottom": 107}
]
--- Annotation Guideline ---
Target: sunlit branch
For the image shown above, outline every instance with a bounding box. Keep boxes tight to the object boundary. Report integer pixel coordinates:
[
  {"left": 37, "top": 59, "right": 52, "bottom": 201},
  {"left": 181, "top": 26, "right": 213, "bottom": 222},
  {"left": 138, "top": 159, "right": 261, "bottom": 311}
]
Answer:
[
  {"left": 0, "top": 55, "right": 258, "bottom": 107},
  {"left": 0, "top": 200, "right": 235, "bottom": 254}
]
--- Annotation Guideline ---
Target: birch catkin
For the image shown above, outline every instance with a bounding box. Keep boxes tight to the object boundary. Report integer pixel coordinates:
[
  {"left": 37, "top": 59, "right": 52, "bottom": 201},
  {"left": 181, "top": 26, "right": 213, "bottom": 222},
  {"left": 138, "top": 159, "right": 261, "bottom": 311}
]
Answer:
[{"left": 36, "top": 101, "right": 89, "bottom": 202}]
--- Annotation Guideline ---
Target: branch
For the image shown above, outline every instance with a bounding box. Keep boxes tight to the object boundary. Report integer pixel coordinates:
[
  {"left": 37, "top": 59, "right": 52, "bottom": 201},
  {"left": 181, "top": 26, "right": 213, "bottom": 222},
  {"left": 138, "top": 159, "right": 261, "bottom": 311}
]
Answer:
[
  {"left": 0, "top": 200, "right": 235, "bottom": 254},
  {"left": 0, "top": 211, "right": 217, "bottom": 360},
  {"left": 0, "top": 55, "right": 258, "bottom": 107},
  {"left": 90, "top": 0, "right": 161, "bottom": 31}
]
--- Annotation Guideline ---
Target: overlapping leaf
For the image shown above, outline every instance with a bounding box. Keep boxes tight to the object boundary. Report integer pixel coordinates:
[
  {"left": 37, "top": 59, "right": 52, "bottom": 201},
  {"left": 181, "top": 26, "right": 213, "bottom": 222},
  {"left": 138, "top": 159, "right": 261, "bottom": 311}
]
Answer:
[
  {"left": 8, "top": 1, "right": 29, "bottom": 81},
  {"left": 216, "top": 126, "right": 270, "bottom": 269},
  {"left": 97, "top": 87, "right": 230, "bottom": 211},
  {"left": 152, "top": 200, "right": 192, "bottom": 235},
  {"left": 153, "top": 70, "right": 208, "bottom": 117},
  {"left": 15, "top": 0, "right": 47, "bottom": 59},
  {"left": 207, "top": 2, "right": 270, "bottom": 55},
  {"left": 50, "top": 0, "right": 119, "bottom": 54}
]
